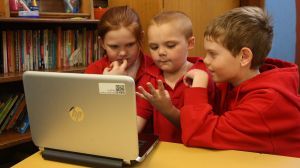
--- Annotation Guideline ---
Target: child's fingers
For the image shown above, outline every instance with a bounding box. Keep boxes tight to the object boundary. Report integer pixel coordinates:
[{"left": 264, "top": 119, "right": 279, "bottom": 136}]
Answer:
[
  {"left": 110, "top": 61, "right": 119, "bottom": 70},
  {"left": 120, "top": 59, "right": 128, "bottom": 70},
  {"left": 183, "top": 76, "right": 188, "bottom": 86},
  {"left": 157, "top": 80, "right": 166, "bottom": 95},
  {"left": 183, "top": 75, "right": 193, "bottom": 87},
  {"left": 146, "top": 82, "right": 158, "bottom": 96},
  {"left": 103, "top": 67, "right": 111, "bottom": 74},
  {"left": 138, "top": 86, "right": 153, "bottom": 100},
  {"left": 136, "top": 92, "right": 146, "bottom": 99}
]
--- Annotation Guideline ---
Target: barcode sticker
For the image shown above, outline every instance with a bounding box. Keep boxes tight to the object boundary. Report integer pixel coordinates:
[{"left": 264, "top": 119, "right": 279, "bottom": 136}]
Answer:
[{"left": 98, "top": 83, "right": 126, "bottom": 95}]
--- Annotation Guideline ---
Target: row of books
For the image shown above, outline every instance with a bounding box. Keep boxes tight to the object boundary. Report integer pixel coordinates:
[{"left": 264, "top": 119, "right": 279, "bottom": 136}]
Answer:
[
  {"left": 0, "top": 93, "right": 29, "bottom": 134},
  {"left": 0, "top": 28, "right": 103, "bottom": 74}
]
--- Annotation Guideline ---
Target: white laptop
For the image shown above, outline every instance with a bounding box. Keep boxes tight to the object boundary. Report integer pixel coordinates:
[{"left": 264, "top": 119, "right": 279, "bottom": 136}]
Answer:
[{"left": 23, "top": 71, "right": 158, "bottom": 167}]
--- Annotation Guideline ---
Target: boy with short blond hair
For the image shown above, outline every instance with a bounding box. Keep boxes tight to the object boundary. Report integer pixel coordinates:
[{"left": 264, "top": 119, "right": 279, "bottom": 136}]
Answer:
[
  {"left": 136, "top": 11, "right": 214, "bottom": 143},
  {"left": 182, "top": 6, "right": 300, "bottom": 157}
]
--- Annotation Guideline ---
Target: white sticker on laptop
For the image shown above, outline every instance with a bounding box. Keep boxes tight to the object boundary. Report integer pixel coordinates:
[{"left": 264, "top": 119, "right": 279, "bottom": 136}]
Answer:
[{"left": 98, "top": 83, "right": 126, "bottom": 95}]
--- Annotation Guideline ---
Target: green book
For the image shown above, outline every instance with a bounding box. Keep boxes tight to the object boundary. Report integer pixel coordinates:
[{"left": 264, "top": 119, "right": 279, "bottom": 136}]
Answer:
[
  {"left": 0, "top": 94, "right": 24, "bottom": 133},
  {"left": 0, "top": 94, "right": 12, "bottom": 113},
  {"left": 0, "top": 102, "right": 5, "bottom": 112},
  {"left": 0, "top": 94, "right": 19, "bottom": 127}
]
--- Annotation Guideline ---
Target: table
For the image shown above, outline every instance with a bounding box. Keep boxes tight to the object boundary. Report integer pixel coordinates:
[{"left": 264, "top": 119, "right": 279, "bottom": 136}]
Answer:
[{"left": 13, "top": 141, "right": 300, "bottom": 168}]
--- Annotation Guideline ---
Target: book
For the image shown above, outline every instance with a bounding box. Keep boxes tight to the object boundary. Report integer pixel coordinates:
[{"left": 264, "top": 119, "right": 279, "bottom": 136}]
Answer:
[
  {"left": 16, "top": 113, "right": 30, "bottom": 134},
  {"left": 56, "top": 27, "right": 62, "bottom": 68},
  {"left": 0, "top": 95, "right": 13, "bottom": 115},
  {"left": 14, "top": 108, "right": 27, "bottom": 133},
  {"left": 0, "top": 94, "right": 24, "bottom": 133},
  {"left": 2, "top": 31, "right": 8, "bottom": 73},
  {"left": 9, "top": 31, "right": 16, "bottom": 73},
  {"left": 0, "top": 102, "right": 5, "bottom": 112},
  {"left": 5, "top": 96, "right": 26, "bottom": 130},
  {"left": 0, "top": 94, "right": 18, "bottom": 127},
  {"left": 15, "top": 31, "right": 20, "bottom": 72},
  {"left": 0, "top": 30, "right": 3, "bottom": 73},
  {"left": 21, "top": 30, "right": 26, "bottom": 71},
  {"left": 6, "top": 31, "right": 11, "bottom": 73}
]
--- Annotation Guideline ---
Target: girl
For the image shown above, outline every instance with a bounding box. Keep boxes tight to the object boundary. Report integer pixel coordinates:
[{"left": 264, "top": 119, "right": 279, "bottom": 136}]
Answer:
[{"left": 85, "top": 6, "right": 153, "bottom": 85}]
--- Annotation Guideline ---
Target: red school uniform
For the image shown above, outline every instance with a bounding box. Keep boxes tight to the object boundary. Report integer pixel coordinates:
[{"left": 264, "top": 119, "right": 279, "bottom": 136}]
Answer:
[
  {"left": 137, "top": 57, "right": 215, "bottom": 143},
  {"left": 181, "top": 58, "right": 300, "bottom": 158},
  {"left": 84, "top": 52, "right": 153, "bottom": 87}
]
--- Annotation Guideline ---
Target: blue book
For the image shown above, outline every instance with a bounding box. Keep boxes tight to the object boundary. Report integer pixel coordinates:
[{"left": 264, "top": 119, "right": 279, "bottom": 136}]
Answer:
[{"left": 17, "top": 113, "right": 30, "bottom": 134}]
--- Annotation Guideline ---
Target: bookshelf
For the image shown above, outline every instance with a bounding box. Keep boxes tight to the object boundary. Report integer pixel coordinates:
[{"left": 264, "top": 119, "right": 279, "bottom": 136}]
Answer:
[
  {"left": 0, "top": 130, "right": 31, "bottom": 149},
  {"left": 0, "top": 0, "right": 102, "bottom": 152}
]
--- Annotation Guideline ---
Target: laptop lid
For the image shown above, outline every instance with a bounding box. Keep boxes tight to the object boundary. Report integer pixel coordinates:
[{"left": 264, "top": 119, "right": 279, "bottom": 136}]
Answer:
[{"left": 23, "top": 71, "right": 147, "bottom": 163}]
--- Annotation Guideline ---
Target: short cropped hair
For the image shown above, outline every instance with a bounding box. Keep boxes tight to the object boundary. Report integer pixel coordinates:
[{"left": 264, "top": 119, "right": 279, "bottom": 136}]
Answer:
[
  {"left": 204, "top": 6, "right": 273, "bottom": 69},
  {"left": 98, "top": 6, "right": 143, "bottom": 46},
  {"left": 149, "top": 11, "right": 193, "bottom": 40}
]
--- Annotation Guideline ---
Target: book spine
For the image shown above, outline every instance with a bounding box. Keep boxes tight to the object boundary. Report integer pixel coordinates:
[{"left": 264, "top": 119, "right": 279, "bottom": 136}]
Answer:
[
  {"left": 2, "top": 31, "right": 8, "bottom": 73},
  {"left": 0, "top": 95, "right": 18, "bottom": 127},
  {"left": 0, "top": 94, "right": 24, "bottom": 133},
  {"left": 17, "top": 113, "right": 30, "bottom": 134},
  {"left": 6, "top": 97, "right": 26, "bottom": 130},
  {"left": 56, "top": 27, "right": 62, "bottom": 69}
]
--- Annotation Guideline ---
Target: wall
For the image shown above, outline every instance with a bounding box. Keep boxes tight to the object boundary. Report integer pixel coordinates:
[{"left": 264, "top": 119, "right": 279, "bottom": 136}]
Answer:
[
  {"left": 265, "top": 0, "right": 296, "bottom": 62},
  {"left": 109, "top": 0, "right": 240, "bottom": 56}
]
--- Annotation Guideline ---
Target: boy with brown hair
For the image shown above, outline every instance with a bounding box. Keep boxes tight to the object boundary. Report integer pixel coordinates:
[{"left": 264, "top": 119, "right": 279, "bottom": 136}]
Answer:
[{"left": 182, "top": 6, "right": 300, "bottom": 157}]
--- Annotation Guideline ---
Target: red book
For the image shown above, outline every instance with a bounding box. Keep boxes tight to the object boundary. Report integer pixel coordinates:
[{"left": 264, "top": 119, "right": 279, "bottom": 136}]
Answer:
[
  {"left": 6, "top": 31, "right": 11, "bottom": 73},
  {"left": 56, "top": 27, "right": 62, "bottom": 68}
]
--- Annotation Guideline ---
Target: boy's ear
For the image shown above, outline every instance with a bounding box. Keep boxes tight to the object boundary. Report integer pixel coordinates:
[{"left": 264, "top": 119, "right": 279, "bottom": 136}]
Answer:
[
  {"left": 240, "top": 47, "right": 253, "bottom": 67},
  {"left": 187, "top": 36, "right": 196, "bottom": 49}
]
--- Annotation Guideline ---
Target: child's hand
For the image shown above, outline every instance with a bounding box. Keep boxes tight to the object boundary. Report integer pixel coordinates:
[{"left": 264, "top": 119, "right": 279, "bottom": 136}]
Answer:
[
  {"left": 137, "top": 80, "right": 172, "bottom": 110},
  {"left": 184, "top": 69, "right": 209, "bottom": 88},
  {"left": 136, "top": 80, "right": 180, "bottom": 127},
  {"left": 103, "top": 59, "right": 128, "bottom": 75}
]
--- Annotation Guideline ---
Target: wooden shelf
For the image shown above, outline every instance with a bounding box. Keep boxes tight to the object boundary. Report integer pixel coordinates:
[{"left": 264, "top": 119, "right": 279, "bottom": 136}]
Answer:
[
  {"left": 0, "top": 67, "right": 87, "bottom": 84},
  {"left": 0, "top": 17, "right": 99, "bottom": 24},
  {"left": 10, "top": 11, "right": 92, "bottom": 19},
  {"left": 0, "top": 130, "right": 31, "bottom": 149}
]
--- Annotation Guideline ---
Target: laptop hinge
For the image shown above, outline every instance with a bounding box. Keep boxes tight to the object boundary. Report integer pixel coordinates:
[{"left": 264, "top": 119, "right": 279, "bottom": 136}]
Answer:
[{"left": 42, "top": 148, "right": 123, "bottom": 168}]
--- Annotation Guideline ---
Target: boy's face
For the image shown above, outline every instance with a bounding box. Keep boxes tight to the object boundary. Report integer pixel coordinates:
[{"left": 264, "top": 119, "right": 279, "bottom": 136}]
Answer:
[
  {"left": 102, "top": 27, "right": 140, "bottom": 68},
  {"left": 203, "top": 38, "right": 242, "bottom": 84},
  {"left": 147, "top": 23, "right": 194, "bottom": 73}
]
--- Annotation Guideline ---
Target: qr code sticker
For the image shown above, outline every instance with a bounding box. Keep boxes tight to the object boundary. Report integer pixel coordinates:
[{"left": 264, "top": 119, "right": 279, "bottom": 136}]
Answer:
[{"left": 115, "top": 84, "right": 125, "bottom": 95}]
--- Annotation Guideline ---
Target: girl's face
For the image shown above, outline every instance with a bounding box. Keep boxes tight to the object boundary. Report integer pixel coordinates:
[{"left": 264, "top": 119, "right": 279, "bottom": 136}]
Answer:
[
  {"left": 203, "top": 38, "right": 242, "bottom": 85},
  {"left": 147, "top": 23, "right": 194, "bottom": 73},
  {"left": 102, "top": 27, "right": 141, "bottom": 68}
]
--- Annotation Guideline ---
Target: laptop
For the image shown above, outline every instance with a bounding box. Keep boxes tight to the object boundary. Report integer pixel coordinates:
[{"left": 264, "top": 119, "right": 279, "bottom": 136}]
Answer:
[{"left": 23, "top": 71, "right": 159, "bottom": 167}]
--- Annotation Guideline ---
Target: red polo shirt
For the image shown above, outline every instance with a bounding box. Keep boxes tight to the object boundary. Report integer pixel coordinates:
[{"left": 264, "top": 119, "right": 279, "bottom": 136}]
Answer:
[{"left": 137, "top": 57, "right": 215, "bottom": 143}]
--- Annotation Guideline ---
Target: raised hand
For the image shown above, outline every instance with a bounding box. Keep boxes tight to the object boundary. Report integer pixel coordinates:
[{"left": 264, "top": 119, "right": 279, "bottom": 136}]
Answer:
[
  {"left": 183, "top": 69, "right": 209, "bottom": 88},
  {"left": 137, "top": 80, "right": 180, "bottom": 127},
  {"left": 103, "top": 59, "right": 128, "bottom": 75}
]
